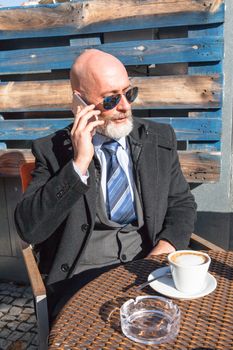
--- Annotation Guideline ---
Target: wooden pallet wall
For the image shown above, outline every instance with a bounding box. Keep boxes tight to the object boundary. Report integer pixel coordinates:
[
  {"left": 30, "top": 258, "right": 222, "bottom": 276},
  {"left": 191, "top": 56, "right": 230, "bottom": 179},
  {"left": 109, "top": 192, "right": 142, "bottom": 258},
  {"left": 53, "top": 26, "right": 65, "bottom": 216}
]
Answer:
[{"left": 0, "top": 0, "right": 224, "bottom": 182}]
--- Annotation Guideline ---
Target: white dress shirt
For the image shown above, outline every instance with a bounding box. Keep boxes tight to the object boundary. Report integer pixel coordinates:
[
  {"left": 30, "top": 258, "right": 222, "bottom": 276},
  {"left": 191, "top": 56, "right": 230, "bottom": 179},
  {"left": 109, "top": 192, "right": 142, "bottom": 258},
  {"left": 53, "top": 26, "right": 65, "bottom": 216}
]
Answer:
[{"left": 73, "top": 133, "right": 135, "bottom": 202}]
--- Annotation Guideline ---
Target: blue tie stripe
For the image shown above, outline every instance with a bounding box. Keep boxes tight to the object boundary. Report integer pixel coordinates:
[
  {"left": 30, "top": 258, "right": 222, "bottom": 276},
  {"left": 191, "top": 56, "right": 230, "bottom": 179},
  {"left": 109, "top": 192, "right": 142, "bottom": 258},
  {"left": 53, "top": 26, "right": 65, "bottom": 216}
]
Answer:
[
  {"left": 111, "top": 187, "right": 130, "bottom": 215},
  {"left": 107, "top": 170, "right": 128, "bottom": 206},
  {"left": 102, "top": 141, "right": 137, "bottom": 224}
]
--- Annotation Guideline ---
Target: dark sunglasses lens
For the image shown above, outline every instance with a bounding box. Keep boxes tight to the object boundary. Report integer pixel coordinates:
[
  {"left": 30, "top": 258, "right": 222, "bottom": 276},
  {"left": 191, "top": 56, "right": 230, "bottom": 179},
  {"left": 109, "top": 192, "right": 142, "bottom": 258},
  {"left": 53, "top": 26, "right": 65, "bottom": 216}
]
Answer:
[
  {"left": 103, "top": 94, "right": 121, "bottom": 110},
  {"left": 126, "top": 87, "right": 138, "bottom": 103}
]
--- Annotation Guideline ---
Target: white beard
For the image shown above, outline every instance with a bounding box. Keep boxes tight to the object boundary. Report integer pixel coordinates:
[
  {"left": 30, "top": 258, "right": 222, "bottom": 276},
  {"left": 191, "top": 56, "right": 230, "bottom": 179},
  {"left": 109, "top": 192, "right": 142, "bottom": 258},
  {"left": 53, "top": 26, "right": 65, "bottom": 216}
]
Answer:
[{"left": 97, "top": 111, "right": 133, "bottom": 139}]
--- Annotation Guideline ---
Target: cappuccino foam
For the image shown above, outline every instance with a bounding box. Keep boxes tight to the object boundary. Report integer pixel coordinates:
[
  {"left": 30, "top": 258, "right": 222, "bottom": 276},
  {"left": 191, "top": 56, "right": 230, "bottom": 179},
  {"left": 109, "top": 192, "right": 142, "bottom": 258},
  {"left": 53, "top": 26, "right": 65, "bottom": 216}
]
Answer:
[{"left": 172, "top": 253, "right": 207, "bottom": 266}]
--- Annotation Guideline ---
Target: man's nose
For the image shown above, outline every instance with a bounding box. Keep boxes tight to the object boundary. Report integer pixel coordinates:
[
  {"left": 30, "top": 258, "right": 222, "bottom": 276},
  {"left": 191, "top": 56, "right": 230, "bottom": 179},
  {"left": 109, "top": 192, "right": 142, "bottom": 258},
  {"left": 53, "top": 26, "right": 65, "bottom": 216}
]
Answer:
[{"left": 116, "top": 94, "right": 131, "bottom": 112}]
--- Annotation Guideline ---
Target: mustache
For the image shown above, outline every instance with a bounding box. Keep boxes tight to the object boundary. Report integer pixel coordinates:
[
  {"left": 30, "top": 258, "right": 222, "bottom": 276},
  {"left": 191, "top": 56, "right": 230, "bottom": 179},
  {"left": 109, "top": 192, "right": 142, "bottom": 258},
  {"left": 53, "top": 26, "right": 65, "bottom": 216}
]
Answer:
[{"left": 99, "top": 111, "right": 132, "bottom": 121}]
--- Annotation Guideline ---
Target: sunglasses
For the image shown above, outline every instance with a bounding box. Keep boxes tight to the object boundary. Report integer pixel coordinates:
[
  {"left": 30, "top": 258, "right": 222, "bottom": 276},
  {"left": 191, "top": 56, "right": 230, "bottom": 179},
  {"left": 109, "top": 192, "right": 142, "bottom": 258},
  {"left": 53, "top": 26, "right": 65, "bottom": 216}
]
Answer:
[{"left": 100, "top": 86, "right": 138, "bottom": 110}]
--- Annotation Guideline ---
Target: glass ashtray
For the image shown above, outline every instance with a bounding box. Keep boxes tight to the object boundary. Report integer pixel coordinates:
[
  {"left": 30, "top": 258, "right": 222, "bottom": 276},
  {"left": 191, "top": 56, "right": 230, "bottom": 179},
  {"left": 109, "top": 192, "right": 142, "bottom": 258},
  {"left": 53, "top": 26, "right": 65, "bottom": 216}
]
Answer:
[{"left": 120, "top": 296, "right": 180, "bottom": 345}]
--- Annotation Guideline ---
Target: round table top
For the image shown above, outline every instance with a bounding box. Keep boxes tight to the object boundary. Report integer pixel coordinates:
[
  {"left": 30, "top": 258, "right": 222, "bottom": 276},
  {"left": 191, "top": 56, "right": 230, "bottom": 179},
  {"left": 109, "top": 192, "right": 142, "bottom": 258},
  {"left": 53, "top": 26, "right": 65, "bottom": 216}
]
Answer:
[{"left": 49, "top": 250, "right": 233, "bottom": 349}]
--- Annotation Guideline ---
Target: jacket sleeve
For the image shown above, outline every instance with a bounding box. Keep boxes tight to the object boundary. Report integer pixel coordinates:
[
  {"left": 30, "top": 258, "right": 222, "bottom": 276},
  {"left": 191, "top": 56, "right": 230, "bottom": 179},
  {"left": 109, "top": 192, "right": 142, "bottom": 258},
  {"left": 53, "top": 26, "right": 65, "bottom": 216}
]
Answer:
[
  {"left": 15, "top": 140, "right": 90, "bottom": 245},
  {"left": 155, "top": 126, "right": 197, "bottom": 249}
]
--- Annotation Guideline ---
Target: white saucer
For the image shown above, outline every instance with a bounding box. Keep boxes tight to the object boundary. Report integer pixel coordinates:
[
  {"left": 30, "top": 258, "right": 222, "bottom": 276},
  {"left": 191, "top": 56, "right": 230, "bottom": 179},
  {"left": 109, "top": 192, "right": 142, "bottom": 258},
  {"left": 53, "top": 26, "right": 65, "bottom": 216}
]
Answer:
[{"left": 148, "top": 266, "right": 217, "bottom": 300}]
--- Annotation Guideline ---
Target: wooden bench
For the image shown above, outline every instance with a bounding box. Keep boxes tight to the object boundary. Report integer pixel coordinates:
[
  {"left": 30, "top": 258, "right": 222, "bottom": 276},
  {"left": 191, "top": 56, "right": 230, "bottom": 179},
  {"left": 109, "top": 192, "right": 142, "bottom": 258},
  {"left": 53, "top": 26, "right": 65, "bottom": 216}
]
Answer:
[{"left": 0, "top": 0, "right": 224, "bottom": 183}]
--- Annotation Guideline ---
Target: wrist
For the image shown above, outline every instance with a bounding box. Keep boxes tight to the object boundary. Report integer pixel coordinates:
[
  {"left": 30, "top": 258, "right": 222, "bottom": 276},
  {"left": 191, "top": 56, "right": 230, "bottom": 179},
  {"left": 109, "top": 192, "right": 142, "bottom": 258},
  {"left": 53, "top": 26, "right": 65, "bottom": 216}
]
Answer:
[{"left": 73, "top": 158, "right": 90, "bottom": 175}]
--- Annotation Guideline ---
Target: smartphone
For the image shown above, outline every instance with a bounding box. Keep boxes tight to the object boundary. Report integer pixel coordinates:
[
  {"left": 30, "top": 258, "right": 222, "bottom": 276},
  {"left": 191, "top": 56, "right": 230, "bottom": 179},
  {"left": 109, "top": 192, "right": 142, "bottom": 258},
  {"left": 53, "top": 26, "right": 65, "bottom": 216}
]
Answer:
[{"left": 72, "top": 93, "right": 87, "bottom": 115}]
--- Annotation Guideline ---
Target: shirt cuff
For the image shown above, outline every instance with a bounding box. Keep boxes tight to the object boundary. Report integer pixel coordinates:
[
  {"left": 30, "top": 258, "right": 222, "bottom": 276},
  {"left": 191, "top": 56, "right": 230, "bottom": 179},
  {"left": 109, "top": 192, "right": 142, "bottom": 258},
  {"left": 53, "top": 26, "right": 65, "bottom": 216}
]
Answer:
[{"left": 72, "top": 161, "right": 89, "bottom": 185}]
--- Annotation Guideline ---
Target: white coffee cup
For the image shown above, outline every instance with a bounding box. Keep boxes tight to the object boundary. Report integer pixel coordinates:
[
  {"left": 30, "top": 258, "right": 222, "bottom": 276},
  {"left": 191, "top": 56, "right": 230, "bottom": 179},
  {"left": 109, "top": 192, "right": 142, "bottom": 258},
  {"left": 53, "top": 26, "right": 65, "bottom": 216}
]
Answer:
[{"left": 168, "top": 250, "right": 211, "bottom": 294}]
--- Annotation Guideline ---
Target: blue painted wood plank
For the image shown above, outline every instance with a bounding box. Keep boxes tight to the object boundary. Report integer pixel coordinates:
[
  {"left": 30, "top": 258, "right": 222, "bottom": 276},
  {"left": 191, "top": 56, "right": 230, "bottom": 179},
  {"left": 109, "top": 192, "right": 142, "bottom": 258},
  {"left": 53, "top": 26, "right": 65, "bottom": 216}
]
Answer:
[
  {"left": 189, "top": 62, "right": 222, "bottom": 75},
  {"left": 188, "top": 109, "right": 222, "bottom": 120},
  {"left": 0, "top": 37, "right": 223, "bottom": 75},
  {"left": 0, "top": 119, "right": 72, "bottom": 140},
  {"left": 0, "top": 118, "right": 221, "bottom": 141},
  {"left": 188, "top": 23, "right": 224, "bottom": 74},
  {"left": 150, "top": 111, "right": 222, "bottom": 118},
  {"left": 189, "top": 23, "right": 224, "bottom": 37},
  {"left": 188, "top": 23, "right": 223, "bottom": 151},
  {"left": 184, "top": 141, "right": 220, "bottom": 151},
  {"left": 0, "top": 143, "right": 7, "bottom": 149},
  {"left": 70, "top": 37, "right": 101, "bottom": 46},
  {"left": 146, "top": 117, "right": 221, "bottom": 141},
  {"left": 0, "top": 3, "right": 224, "bottom": 40},
  {"left": 148, "top": 110, "right": 221, "bottom": 119}
]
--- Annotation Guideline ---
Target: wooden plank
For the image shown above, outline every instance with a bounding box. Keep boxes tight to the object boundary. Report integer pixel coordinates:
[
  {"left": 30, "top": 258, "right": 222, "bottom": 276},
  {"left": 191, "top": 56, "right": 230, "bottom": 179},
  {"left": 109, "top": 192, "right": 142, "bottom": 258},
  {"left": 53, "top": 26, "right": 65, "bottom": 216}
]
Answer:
[
  {"left": 190, "top": 233, "right": 225, "bottom": 251},
  {"left": 0, "top": 1, "right": 224, "bottom": 40},
  {"left": 0, "top": 117, "right": 221, "bottom": 141},
  {"left": 22, "top": 246, "right": 46, "bottom": 297},
  {"left": 188, "top": 21, "right": 223, "bottom": 151},
  {"left": 70, "top": 37, "right": 101, "bottom": 46},
  {"left": 189, "top": 110, "right": 221, "bottom": 118},
  {"left": 148, "top": 118, "right": 221, "bottom": 141},
  {"left": 0, "top": 37, "right": 223, "bottom": 74},
  {"left": 0, "top": 75, "right": 222, "bottom": 112},
  {"left": 0, "top": 143, "right": 7, "bottom": 149},
  {"left": 0, "top": 148, "right": 220, "bottom": 183},
  {"left": 188, "top": 24, "right": 223, "bottom": 74},
  {"left": 179, "top": 150, "right": 220, "bottom": 182},
  {"left": 22, "top": 246, "right": 47, "bottom": 297},
  {"left": 0, "top": 80, "right": 71, "bottom": 112},
  {"left": 133, "top": 75, "right": 221, "bottom": 109},
  {"left": 183, "top": 141, "right": 220, "bottom": 151}
]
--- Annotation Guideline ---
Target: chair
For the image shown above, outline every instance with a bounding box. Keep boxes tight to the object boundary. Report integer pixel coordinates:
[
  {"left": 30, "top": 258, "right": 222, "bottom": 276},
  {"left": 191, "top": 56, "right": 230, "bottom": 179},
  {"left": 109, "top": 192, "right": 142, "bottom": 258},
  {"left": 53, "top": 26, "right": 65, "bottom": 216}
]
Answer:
[
  {"left": 19, "top": 162, "right": 49, "bottom": 350},
  {"left": 190, "top": 233, "right": 225, "bottom": 251}
]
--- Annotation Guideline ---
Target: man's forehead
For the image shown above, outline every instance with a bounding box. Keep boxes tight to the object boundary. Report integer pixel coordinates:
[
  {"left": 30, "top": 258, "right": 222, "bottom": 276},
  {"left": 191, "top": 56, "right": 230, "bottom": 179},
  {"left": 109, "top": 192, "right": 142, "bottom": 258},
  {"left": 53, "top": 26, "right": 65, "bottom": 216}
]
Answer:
[{"left": 93, "top": 67, "right": 130, "bottom": 93}]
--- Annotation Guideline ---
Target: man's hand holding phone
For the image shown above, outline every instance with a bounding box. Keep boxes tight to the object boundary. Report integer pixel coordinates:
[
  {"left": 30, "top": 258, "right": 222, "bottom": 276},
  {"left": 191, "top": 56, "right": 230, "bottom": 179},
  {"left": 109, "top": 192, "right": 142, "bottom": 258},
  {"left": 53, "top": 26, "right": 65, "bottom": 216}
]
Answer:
[{"left": 71, "top": 92, "right": 104, "bottom": 175}]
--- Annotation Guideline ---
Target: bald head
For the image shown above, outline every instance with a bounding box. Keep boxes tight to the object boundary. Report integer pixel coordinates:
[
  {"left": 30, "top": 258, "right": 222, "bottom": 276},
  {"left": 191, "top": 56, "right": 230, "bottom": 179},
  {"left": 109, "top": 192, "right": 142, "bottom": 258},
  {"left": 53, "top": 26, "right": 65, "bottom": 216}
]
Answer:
[
  {"left": 70, "top": 49, "right": 134, "bottom": 139},
  {"left": 70, "top": 49, "right": 129, "bottom": 97}
]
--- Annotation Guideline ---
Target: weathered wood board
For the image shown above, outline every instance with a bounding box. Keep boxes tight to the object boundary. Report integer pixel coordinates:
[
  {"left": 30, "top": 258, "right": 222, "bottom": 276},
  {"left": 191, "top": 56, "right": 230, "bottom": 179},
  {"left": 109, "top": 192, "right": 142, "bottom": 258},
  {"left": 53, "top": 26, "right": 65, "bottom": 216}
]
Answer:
[
  {"left": 0, "top": 75, "right": 222, "bottom": 111},
  {"left": 0, "top": 148, "right": 220, "bottom": 183},
  {"left": 0, "top": 117, "right": 221, "bottom": 141},
  {"left": 0, "top": 37, "right": 223, "bottom": 74},
  {"left": 0, "top": 0, "right": 224, "bottom": 40}
]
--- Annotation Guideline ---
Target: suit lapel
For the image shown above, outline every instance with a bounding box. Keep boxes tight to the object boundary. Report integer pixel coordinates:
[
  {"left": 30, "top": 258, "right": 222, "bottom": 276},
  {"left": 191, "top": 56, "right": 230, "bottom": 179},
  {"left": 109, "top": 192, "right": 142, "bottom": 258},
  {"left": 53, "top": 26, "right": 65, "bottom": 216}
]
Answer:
[
  {"left": 84, "top": 159, "right": 97, "bottom": 225},
  {"left": 128, "top": 120, "right": 159, "bottom": 239}
]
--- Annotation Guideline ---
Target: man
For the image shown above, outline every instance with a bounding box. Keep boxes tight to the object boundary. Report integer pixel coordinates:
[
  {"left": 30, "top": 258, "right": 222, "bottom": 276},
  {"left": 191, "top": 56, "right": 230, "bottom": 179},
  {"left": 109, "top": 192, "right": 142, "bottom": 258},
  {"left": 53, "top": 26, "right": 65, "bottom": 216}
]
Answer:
[{"left": 15, "top": 49, "right": 196, "bottom": 319}]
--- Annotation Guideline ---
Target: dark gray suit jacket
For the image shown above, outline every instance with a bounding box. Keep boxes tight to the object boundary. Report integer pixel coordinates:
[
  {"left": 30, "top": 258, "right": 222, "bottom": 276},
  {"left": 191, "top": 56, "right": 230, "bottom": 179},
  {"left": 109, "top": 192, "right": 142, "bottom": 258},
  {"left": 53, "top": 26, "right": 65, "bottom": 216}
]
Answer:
[{"left": 15, "top": 119, "right": 196, "bottom": 285}]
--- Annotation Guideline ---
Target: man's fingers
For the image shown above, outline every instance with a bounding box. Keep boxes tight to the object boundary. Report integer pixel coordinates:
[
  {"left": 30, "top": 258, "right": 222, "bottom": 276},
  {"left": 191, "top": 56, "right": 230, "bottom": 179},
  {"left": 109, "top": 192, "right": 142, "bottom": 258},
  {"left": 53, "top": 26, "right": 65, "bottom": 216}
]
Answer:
[
  {"left": 77, "top": 104, "right": 96, "bottom": 121},
  {"left": 71, "top": 105, "right": 99, "bottom": 135},
  {"left": 73, "top": 119, "right": 104, "bottom": 138},
  {"left": 71, "top": 106, "right": 81, "bottom": 132},
  {"left": 75, "top": 109, "right": 101, "bottom": 131},
  {"left": 72, "top": 104, "right": 95, "bottom": 125},
  {"left": 86, "top": 119, "right": 104, "bottom": 132}
]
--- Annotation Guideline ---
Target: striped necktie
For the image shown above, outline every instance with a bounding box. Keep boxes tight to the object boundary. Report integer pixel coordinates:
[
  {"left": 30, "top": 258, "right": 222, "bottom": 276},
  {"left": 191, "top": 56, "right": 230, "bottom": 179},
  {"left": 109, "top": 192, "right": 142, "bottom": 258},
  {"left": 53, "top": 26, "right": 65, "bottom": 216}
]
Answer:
[{"left": 102, "top": 140, "right": 137, "bottom": 224}]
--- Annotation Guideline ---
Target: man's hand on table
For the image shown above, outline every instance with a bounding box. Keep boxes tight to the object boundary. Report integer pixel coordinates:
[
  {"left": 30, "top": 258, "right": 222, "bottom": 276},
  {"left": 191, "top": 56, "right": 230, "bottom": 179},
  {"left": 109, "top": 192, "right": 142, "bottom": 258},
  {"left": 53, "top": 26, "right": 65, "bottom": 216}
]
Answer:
[{"left": 147, "top": 240, "right": 176, "bottom": 257}]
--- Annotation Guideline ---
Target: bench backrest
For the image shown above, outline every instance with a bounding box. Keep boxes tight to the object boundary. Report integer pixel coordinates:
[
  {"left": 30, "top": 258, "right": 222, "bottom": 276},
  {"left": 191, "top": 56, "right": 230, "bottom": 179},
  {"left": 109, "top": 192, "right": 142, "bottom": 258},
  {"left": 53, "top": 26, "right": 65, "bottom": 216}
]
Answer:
[{"left": 0, "top": 0, "right": 225, "bottom": 182}]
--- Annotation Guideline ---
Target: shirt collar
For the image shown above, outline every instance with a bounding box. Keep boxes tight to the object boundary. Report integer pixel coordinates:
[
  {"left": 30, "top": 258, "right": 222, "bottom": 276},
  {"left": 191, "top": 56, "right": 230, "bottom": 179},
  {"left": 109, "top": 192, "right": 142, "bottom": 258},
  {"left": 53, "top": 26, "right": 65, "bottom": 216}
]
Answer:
[{"left": 93, "top": 133, "right": 127, "bottom": 150}]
